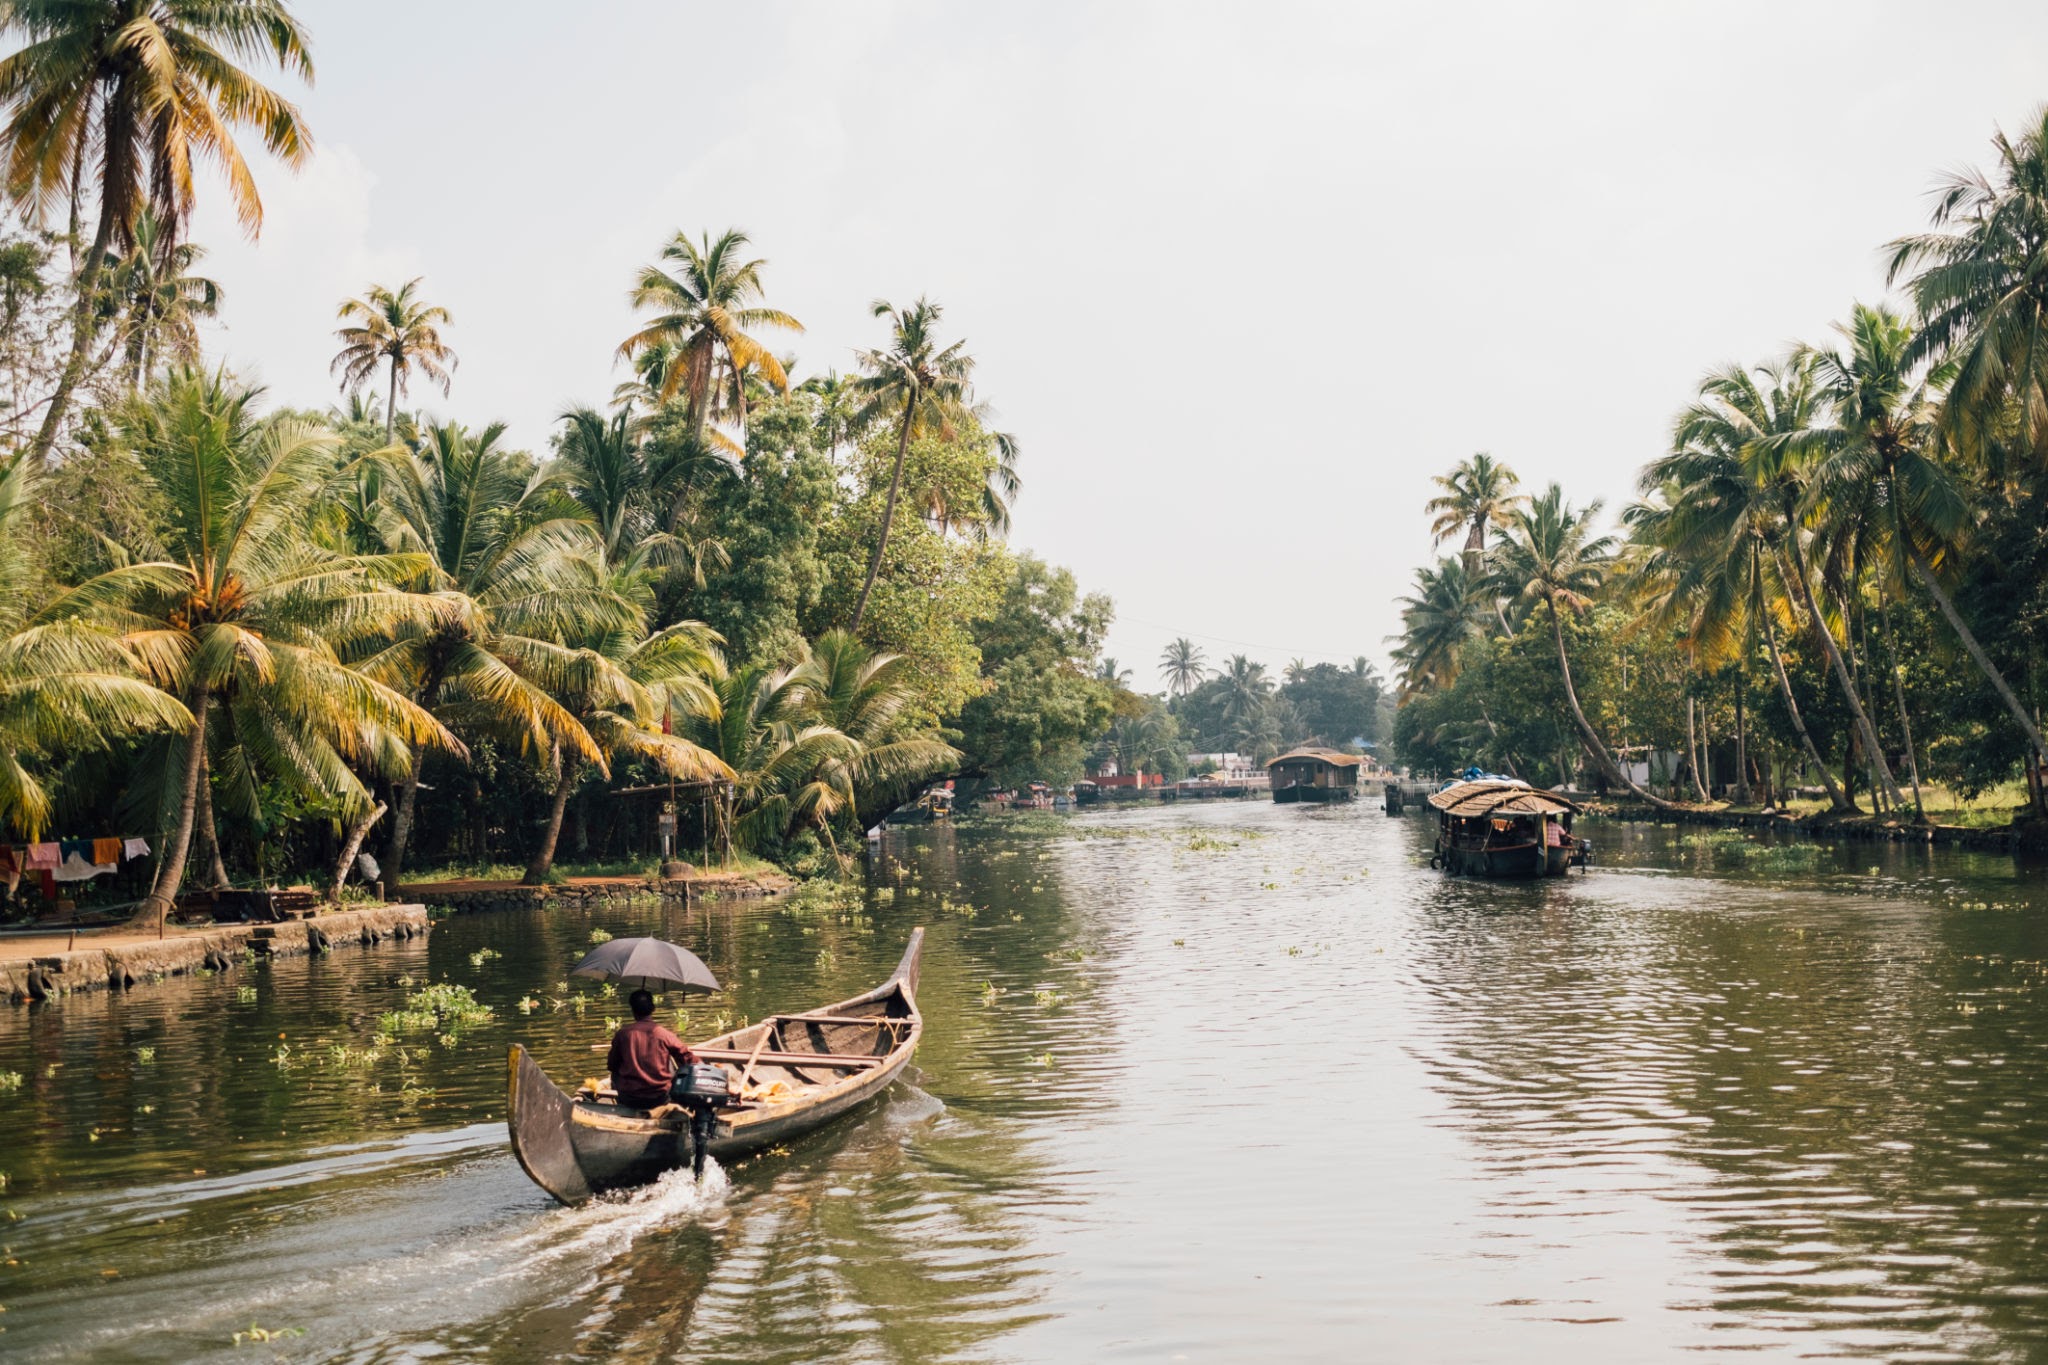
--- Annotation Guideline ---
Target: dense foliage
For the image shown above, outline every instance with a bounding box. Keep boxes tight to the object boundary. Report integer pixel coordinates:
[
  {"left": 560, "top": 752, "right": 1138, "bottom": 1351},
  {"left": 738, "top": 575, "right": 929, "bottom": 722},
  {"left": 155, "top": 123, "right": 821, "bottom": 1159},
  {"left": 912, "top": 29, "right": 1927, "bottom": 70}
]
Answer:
[{"left": 1390, "top": 109, "right": 2048, "bottom": 822}]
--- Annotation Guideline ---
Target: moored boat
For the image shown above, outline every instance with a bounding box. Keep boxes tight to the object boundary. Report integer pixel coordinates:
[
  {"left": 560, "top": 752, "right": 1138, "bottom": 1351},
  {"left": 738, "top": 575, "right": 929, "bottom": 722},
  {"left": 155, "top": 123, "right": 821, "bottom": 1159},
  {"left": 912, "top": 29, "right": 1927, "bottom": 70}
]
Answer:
[
  {"left": 1426, "top": 780, "right": 1588, "bottom": 878},
  {"left": 508, "top": 928, "right": 924, "bottom": 1204}
]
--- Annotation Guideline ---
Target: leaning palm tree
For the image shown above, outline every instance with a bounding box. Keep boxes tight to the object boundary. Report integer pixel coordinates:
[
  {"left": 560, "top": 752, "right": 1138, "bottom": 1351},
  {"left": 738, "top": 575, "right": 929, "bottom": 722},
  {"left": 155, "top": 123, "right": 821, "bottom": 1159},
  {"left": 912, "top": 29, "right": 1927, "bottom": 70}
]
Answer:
[
  {"left": 0, "top": 454, "right": 190, "bottom": 838},
  {"left": 360, "top": 419, "right": 624, "bottom": 882},
  {"left": 1391, "top": 555, "right": 1491, "bottom": 697},
  {"left": 1425, "top": 452, "right": 1525, "bottom": 565},
  {"left": 1888, "top": 104, "right": 2048, "bottom": 464},
  {"left": 333, "top": 279, "right": 456, "bottom": 442},
  {"left": 617, "top": 228, "right": 802, "bottom": 447},
  {"left": 1644, "top": 365, "right": 1854, "bottom": 812},
  {"left": 1492, "top": 484, "right": 1673, "bottom": 808},
  {"left": 0, "top": 0, "right": 314, "bottom": 465},
  {"left": 1798, "top": 303, "right": 2048, "bottom": 784},
  {"left": 847, "top": 298, "right": 976, "bottom": 632},
  {"left": 1160, "top": 638, "right": 1206, "bottom": 698},
  {"left": 105, "top": 368, "right": 452, "bottom": 926}
]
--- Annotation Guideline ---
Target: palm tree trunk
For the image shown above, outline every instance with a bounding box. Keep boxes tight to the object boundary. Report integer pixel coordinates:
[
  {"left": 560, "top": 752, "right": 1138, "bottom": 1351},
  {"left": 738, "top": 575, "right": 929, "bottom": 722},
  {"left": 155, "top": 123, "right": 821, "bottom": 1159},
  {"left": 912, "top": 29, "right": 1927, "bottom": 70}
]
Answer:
[
  {"left": 1686, "top": 696, "right": 1710, "bottom": 802},
  {"left": 383, "top": 676, "right": 441, "bottom": 883},
  {"left": 196, "top": 746, "right": 229, "bottom": 890},
  {"left": 1878, "top": 599, "right": 1924, "bottom": 820},
  {"left": 1760, "top": 607, "right": 1853, "bottom": 812},
  {"left": 329, "top": 802, "right": 388, "bottom": 901},
  {"left": 135, "top": 682, "right": 210, "bottom": 929},
  {"left": 29, "top": 203, "right": 117, "bottom": 467},
  {"left": 524, "top": 750, "right": 578, "bottom": 885},
  {"left": 850, "top": 396, "right": 919, "bottom": 633},
  {"left": 1731, "top": 667, "right": 1752, "bottom": 805},
  {"left": 1777, "top": 539, "right": 1905, "bottom": 810},
  {"left": 1908, "top": 550, "right": 2048, "bottom": 766},
  {"left": 384, "top": 352, "right": 399, "bottom": 443},
  {"left": 1547, "top": 601, "right": 1673, "bottom": 809},
  {"left": 385, "top": 762, "right": 424, "bottom": 886}
]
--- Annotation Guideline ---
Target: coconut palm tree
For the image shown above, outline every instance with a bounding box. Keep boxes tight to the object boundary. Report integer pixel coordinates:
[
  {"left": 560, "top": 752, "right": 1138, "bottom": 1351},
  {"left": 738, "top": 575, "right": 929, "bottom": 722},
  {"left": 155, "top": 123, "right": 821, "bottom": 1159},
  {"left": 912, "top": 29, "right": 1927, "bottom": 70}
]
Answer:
[
  {"left": 332, "top": 279, "right": 456, "bottom": 442},
  {"left": 617, "top": 228, "right": 802, "bottom": 447},
  {"left": 847, "top": 297, "right": 975, "bottom": 632},
  {"left": 520, "top": 616, "right": 729, "bottom": 884},
  {"left": 1492, "top": 484, "right": 1674, "bottom": 808},
  {"left": 799, "top": 368, "right": 868, "bottom": 459},
  {"left": 103, "top": 368, "right": 452, "bottom": 925},
  {"left": 1888, "top": 105, "right": 2048, "bottom": 464},
  {"left": 1797, "top": 303, "right": 2048, "bottom": 787},
  {"left": 1160, "top": 638, "right": 1205, "bottom": 698},
  {"left": 1647, "top": 362, "right": 1855, "bottom": 811},
  {"left": 0, "top": 454, "right": 190, "bottom": 838},
  {"left": 1219, "top": 654, "right": 1272, "bottom": 750},
  {"left": 676, "top": 657, "right": 856, "bottom": 849},
  {"left": 1391, "top": 555, "right": 1491, "bottom": 696},
  {"left": 111, "top": 207, "right": 220, "bottom": 387},
  {"left": 790, "top": 629, "right": 959, "bottom": 834},
  {"left": 978, "top": 429, "right": 1023, "bottom": 542},
  {"left": 360, "top": 419, "right": 625, "bottom": 882},
  {"left": 1425, "top": 452, "right": 1525, "bottom": 565},
  {"left": 1097, "top": 657, "right": 1133, "bottom": 688},
  {"left": 0, "top": 0, "right": 314, "bottom": 466}
]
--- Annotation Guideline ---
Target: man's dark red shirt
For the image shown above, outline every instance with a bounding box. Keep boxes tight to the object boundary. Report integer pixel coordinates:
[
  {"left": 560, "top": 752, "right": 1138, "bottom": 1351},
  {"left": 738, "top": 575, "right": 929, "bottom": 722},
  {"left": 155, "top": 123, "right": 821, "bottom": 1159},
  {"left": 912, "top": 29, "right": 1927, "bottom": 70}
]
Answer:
[{"left": 607, "top": 1017, "right": 697, "bottom": 1109}]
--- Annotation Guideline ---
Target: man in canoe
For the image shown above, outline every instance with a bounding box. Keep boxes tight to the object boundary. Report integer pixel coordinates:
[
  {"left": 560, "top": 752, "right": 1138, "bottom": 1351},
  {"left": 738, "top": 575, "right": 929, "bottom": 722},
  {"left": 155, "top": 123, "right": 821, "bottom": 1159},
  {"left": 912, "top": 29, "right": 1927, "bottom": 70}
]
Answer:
[{"left": 608, "top": 989, "right": 698, "bottom": 1111}]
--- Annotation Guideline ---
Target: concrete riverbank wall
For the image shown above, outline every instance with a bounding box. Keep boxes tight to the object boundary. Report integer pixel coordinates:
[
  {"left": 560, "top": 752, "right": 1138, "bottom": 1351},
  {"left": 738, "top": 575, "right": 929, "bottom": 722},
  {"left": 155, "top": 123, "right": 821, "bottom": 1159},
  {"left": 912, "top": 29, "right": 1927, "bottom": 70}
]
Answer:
[
  {"left": 1, "top": 902, "right": 431, "bottom": 1005},
  {"left": 399, "top": 870, "right": 794, "bottom": 915}
]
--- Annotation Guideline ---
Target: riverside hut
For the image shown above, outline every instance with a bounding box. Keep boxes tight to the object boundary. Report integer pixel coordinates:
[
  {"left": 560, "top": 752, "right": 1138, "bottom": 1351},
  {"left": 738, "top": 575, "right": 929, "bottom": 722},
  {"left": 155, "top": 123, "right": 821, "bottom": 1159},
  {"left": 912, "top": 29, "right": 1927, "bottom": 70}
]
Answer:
[{"left": 1267, "top": 748, "right": 1363, "bottom": 804}]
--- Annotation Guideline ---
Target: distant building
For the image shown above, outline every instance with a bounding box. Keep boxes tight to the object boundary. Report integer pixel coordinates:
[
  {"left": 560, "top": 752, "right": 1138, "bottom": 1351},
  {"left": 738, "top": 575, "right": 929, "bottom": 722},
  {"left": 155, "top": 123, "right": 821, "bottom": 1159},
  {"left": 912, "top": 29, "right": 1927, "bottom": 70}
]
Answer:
[{"left": 1187, "top": 752, "right": 1262, "bottom": 781}]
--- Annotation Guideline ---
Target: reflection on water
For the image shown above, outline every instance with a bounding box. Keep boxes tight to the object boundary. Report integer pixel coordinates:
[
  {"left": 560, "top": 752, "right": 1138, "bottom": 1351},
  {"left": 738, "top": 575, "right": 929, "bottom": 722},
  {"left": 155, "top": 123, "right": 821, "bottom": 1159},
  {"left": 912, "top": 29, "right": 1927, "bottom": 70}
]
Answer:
[{"left": 5, "top": 807, "right": 2048, "bottom": 1360}]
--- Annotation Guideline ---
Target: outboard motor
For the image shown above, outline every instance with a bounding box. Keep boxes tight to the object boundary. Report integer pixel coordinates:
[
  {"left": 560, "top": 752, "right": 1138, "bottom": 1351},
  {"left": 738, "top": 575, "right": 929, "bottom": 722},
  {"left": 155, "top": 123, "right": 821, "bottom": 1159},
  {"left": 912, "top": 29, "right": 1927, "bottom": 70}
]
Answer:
[{"left": 670, "top": 1062, "right": 737, "bottom": 1180}]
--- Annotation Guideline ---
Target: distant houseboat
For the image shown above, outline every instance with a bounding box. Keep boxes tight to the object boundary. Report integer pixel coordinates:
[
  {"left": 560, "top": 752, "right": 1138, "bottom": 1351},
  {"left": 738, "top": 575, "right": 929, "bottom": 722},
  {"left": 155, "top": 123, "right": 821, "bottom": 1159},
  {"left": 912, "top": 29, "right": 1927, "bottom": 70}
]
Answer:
[
  {"left": 1426, "top": 778, "right": 1588, "bottom": 877},
  {"left": 1267, "top": 748, "right": 1363, "bottom": 803},
  {"left": 903, "top": 787, "right": 954, "bottom": 822}
]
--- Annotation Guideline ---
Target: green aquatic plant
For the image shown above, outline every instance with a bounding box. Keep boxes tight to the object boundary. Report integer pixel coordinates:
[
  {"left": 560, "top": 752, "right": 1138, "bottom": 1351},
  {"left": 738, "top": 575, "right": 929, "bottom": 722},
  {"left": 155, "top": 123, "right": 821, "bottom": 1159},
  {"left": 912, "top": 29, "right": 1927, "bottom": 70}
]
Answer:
[
  {"left": 468, "top": 947, "right": 501, "bottom": 968},
  {"left": 0, "top": 1070, "right": 20, "bottom": 1092},
  {"left": 588, "top": 928, "right": 613, "bottom": 944},
  {"left": 379, "top": 982, "right": 493, "bottom": 1037}
]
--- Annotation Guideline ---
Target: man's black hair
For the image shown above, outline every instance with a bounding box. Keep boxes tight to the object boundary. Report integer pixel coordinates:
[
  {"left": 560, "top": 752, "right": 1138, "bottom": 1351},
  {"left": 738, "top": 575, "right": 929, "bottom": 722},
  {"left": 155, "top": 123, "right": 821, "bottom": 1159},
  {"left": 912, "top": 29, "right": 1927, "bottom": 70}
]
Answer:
[{"left": 629, "top": 988, "right": 655, "bottom": 1018}]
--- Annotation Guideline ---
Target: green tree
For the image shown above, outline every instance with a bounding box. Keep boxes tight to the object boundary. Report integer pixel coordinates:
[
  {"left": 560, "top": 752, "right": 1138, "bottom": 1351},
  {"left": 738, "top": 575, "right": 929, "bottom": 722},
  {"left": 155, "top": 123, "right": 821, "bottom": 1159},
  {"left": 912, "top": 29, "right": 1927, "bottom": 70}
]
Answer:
[
  {"left": 106, "top": 368, "right": 449, "bottom": 924},
  {"left": 1159, "top": 637, "right": 1206, "bottom": 698},
  {"left": 954, "top": 554, "right": 1114, "bottom": 785},
  {"left": 332, "top": 279, "right": 456, "bottom": 442},
  {"left": 1392, "top": 555, "right": 1492, "bottom": 696},
  {"left": 617, "top": 228, "right": 801, "bottom": 449},
  {"left": 363, "top": 419, "right": 619, "bottom": 881},
  {"left": 1493, "top": 483, "right": 1673, "bottom": 807},
  {"left": 847, "top": 297, "right": 974, "bottom": 633},
  {"left": 0, "top": 454, "right": 189, "bottom": 837},
  {"left": 0, "top": 0, "right": 314, "bottom": 465},
  {"left": 110, "top": 207, "right": 220, "bottom": 387},
  {"left": 1425, "top": 452, "right": 1525, "bottom": 564}
]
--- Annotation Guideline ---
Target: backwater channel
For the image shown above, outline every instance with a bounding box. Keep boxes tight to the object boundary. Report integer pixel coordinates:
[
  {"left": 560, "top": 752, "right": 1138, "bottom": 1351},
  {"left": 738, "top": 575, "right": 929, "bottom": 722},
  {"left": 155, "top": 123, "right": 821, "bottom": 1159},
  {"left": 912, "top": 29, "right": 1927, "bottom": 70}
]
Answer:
[{"left": 4, "top": 802, "right": 2048, "bottom": 1361}]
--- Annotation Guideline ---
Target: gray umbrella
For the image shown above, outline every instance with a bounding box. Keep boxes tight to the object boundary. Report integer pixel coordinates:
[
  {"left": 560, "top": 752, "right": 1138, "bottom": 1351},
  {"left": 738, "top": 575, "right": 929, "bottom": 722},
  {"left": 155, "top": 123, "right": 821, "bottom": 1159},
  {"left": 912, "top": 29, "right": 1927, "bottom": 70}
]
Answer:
[{"left": 569, "top": 937, "right": 720, "bottom": 994}]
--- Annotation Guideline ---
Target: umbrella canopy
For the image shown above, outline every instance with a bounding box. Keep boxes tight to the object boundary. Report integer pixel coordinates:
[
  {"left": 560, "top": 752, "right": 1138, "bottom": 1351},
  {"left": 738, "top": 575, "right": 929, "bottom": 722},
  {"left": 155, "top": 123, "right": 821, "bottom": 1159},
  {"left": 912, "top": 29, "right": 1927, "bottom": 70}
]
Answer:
[{"left": 569, "top": 937, "right": 720, "bottom": 994}]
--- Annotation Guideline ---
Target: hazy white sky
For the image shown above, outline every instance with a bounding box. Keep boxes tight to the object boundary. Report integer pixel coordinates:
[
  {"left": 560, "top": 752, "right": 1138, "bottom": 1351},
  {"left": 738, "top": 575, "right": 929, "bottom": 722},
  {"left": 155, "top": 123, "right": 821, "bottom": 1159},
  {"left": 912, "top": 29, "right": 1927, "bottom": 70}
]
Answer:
[{"left": 188, "top": 1, "right": 2048, "bottom": 688}]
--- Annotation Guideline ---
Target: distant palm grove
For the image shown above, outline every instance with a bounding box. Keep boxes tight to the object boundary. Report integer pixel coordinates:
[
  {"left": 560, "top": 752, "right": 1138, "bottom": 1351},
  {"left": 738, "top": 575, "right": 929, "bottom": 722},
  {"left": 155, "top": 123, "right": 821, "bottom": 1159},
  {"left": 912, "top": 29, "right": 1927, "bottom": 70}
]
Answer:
[
  {"left": 1392, "top": 107, "right": 2048, "bottom": 824},
  {"left": 0, "top": 0, "right": 1395, "bottom": 924}
]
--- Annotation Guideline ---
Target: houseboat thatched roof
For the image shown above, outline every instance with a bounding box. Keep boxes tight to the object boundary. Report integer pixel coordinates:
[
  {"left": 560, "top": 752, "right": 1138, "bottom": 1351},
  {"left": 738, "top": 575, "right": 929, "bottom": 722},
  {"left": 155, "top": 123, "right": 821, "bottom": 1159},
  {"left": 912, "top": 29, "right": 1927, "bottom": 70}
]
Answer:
[
  {"left": 1426, "top": 779, "right": 1580, "bottom": 818},
  {"left": 1266, "top": 748, "right": 1364, "bottom": 770}
]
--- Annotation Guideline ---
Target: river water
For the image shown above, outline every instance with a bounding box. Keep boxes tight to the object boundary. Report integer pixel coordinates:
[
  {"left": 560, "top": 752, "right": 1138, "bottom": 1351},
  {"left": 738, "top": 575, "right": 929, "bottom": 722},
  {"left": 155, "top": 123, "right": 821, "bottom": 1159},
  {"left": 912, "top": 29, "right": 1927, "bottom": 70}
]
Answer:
[{"left": 4, "top": 803, "right": 2048, "bottom": 1362}]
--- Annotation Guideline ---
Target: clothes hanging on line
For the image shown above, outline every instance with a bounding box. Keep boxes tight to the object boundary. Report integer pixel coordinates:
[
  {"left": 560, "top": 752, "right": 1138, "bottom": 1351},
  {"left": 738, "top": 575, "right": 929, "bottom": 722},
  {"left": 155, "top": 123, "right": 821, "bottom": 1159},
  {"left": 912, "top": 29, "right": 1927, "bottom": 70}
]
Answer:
[
  {"left": 26, "top": 843, "right": 59, "bottom": 870},
  {"left": 91, "top": 837, "right": 121, "bottom": 866},
  {"left": 53, "top": 851, "right": 114, "bottom": 883},
  {"left": 123, "top": 837, "right": 151, "bottom": 860}
]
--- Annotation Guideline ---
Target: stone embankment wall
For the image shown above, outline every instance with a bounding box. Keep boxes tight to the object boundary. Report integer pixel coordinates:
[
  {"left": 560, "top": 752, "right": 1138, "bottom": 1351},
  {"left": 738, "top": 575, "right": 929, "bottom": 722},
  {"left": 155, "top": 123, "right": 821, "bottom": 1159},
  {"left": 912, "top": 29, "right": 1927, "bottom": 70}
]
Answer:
[
  {"left": 1587, "top": 802, "right": 2039, "bottom": 854},
  {"left": 401, "top": 872, "right": 793, "bottom": 916},
  {"left": 2, "top": 903, "right": 430, "bottom": 1005}
]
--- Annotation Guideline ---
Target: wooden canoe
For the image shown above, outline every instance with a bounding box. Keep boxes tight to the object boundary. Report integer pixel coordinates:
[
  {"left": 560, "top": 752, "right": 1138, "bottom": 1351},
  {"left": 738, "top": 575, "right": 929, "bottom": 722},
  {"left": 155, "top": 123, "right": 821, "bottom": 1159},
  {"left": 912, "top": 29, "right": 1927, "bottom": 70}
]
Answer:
[{"left": 508, "top": 927, "right": 924, "bottom": 1205}]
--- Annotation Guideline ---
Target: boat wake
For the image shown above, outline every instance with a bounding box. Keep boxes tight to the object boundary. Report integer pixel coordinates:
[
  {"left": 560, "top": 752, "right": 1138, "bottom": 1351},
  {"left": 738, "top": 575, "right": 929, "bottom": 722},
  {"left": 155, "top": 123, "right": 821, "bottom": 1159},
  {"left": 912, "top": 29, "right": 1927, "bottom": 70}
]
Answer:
[{"left": 494, "top": 1157, "right": 732, "bottom": 1274}]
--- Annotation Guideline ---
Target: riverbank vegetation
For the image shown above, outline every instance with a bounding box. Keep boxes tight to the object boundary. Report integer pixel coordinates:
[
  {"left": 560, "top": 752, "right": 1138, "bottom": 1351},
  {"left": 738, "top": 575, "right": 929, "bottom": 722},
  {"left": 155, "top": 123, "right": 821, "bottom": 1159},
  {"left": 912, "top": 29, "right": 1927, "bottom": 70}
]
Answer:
[
  {"left": 0, "top": 0, "right": 1155, "bottom": 921},
  {"left": 1391, "top": 108, "right": 2048, "bottom": 827}
]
